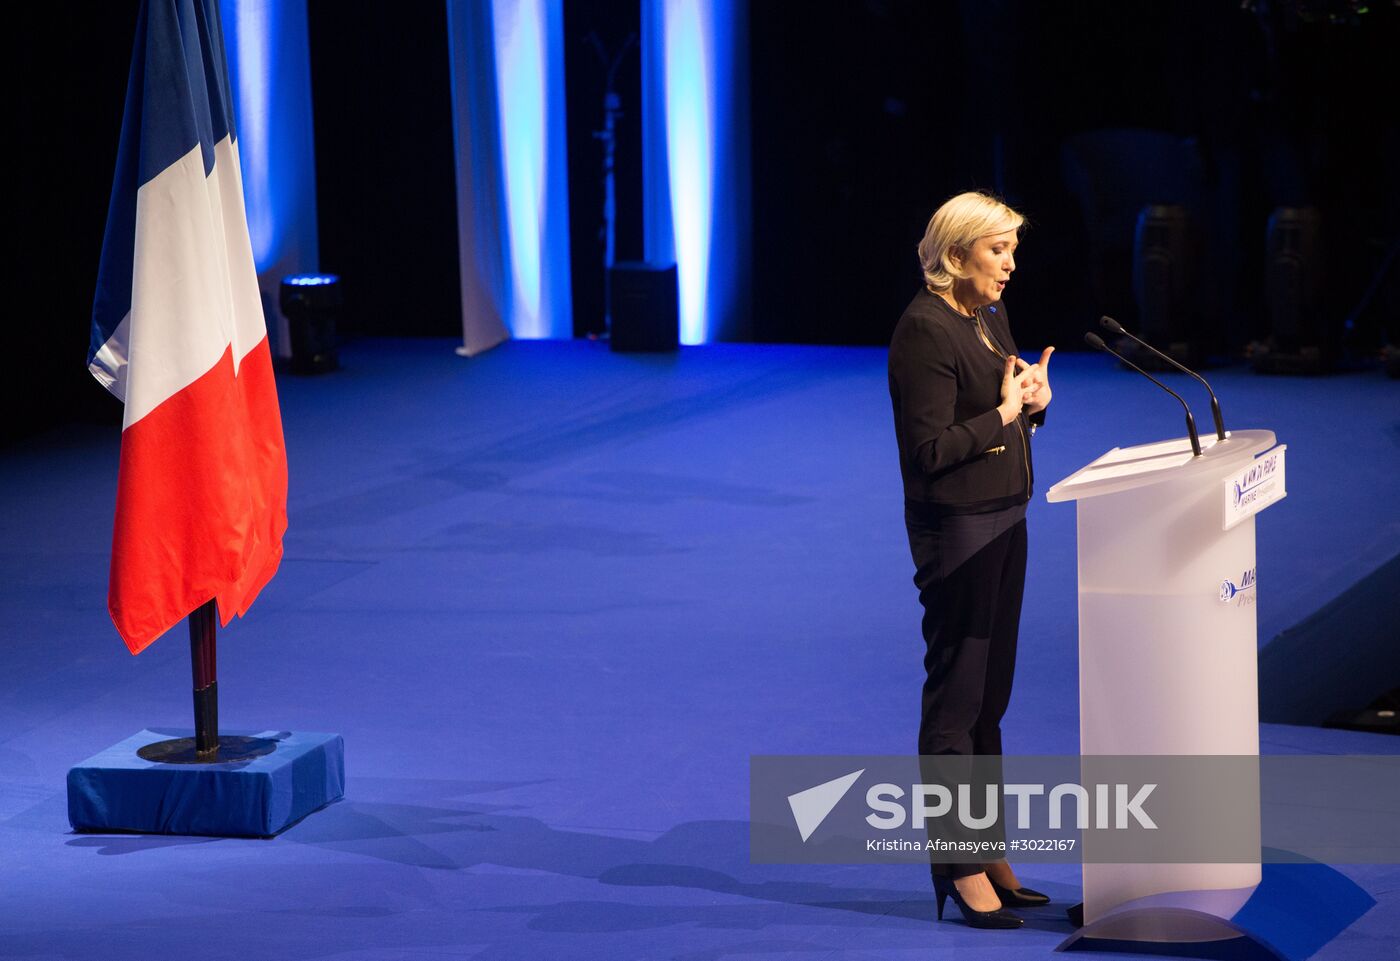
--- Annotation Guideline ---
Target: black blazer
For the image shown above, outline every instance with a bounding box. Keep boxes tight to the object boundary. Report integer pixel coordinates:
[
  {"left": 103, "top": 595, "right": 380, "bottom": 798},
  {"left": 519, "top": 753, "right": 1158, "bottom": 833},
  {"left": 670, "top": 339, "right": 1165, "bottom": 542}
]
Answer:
[{"left": 888, "top": 288, "right": 1043, "bottom": 515}]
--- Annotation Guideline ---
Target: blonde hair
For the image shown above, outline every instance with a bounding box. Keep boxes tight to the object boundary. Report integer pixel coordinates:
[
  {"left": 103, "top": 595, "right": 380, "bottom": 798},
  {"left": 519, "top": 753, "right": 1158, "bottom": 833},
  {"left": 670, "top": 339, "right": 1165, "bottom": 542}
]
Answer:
[{"left": 917, "top": 191, "right": 1026, "bottom": 291}]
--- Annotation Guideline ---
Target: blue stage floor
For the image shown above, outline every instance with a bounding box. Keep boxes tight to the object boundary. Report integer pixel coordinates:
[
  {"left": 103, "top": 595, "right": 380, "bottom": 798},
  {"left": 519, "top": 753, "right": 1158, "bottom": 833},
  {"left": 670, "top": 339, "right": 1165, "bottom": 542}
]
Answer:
[{"left": 2, "top": 338, "right": 1397, "bottom": 959}]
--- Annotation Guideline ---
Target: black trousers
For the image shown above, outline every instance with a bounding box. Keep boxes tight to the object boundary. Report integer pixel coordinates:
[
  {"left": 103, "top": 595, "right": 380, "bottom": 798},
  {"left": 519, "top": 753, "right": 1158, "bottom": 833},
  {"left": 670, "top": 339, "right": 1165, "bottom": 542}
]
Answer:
[{"left": 905, "top": 501, "right": 1028, "bottom": 879}]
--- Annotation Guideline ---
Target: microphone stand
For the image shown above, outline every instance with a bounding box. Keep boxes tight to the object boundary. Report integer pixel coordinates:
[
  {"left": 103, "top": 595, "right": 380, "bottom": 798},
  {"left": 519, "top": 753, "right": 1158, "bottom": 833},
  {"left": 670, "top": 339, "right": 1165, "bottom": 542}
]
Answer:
[
  {"left": 1086, "top": 332, "right": 1203, "bottom": 456},
  {"left": 1101, "top": 316, "right": 1226, "bottom": 442},
  {"left": 587, "top": 31, "right": 637, "bottom": 336}
]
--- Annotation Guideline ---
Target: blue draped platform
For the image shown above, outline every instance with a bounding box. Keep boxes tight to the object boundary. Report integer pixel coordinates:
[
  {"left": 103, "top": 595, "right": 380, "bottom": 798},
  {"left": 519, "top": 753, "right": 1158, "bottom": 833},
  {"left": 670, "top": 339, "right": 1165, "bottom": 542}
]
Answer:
[{"left": 67, "top": 729, "right": 344, "bottom": 837}]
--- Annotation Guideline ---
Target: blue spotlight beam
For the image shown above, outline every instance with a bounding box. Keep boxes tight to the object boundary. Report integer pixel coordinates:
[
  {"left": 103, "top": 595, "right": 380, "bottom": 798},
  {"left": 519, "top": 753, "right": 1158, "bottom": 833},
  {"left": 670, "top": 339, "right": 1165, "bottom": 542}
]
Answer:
[
  {"left": 643, "top": 0, "right": 750, "bottom": 345},
  {"left": 221, "top": 0, "right": 321, "bottom": 356},
  {"left": 491, "top": 0, "right": 573, "bottom": 340}
]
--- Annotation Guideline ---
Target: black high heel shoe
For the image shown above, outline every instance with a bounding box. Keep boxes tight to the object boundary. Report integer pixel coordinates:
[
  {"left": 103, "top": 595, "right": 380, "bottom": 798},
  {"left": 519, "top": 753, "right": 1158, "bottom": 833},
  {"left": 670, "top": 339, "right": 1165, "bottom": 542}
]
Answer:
[
  {"left": 933, "top": 875, "right": 1024, "bottom": 929},
  {"left": 988, "top": 877, "right": 1051, "bottom": 907}
]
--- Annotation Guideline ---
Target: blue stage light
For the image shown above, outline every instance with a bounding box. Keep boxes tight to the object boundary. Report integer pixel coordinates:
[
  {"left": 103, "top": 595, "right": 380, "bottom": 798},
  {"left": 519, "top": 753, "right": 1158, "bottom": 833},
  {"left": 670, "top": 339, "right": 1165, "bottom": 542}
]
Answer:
[
  {"left": 650, "top": 0, "right": 746, "bottom": 346},
  {"left": 223, "top": 0, "right": 294, "bottom": 276},
  {"left": 494, "top": 0, "right": 547, "bottom": 335},
  {"left": 489, "top": 0, "right": 571, "bottom": 341},
  {"left": 226, "top": 0, "right": 274, "bottom": 271},
  {"left": 280, "top": 274, "right": 341, "bottom": 374},
  {"left": 664, "top": 0, "right": 713, "bottom": 346},
  {"left": 221, "top": 0, "right": 322, "bottom": 367}
]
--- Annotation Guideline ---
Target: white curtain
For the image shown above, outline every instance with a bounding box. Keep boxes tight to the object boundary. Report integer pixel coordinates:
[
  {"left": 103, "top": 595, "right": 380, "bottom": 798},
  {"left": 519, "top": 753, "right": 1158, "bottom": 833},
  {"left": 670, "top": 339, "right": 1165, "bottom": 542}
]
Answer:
[{"left": 446, "top": 0, "right": 573, "bottom": 355}]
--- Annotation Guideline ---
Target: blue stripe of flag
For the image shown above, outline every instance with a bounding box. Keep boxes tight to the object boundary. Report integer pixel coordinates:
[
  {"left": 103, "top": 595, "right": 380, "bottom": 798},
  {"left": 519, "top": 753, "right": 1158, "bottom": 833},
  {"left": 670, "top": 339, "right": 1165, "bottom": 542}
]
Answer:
[{"left": 89, "top": 0, "right": 239, "bottom": 375}]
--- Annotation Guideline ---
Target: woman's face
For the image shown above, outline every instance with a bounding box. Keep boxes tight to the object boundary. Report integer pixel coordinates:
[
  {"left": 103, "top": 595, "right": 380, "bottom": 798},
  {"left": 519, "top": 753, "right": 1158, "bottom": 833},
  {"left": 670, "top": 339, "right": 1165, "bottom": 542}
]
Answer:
[{"left": 955, "top": 229, "right": 1018, "bottom": 308}]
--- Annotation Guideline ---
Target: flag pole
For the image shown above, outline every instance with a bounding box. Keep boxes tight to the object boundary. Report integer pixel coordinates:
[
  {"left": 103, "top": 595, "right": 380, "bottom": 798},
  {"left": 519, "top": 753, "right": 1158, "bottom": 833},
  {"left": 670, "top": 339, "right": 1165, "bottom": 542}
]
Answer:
[{"left": 189, "top": 600, "right": 219, "bottom": 758}]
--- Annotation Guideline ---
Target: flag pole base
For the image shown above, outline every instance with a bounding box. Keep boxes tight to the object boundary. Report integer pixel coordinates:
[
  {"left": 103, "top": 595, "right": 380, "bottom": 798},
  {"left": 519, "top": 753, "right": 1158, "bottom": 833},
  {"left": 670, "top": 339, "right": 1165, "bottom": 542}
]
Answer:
[
  {"left": 135, "top": 733, "right": 273, "bottom": 765},
  {"left": 70, "top": 729, "right": 345, "bottom": 836}
]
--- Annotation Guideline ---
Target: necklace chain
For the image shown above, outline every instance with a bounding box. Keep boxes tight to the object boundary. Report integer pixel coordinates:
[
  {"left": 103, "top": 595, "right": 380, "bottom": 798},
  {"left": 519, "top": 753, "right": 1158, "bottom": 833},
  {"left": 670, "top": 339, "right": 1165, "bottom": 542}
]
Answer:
[{"left": 974, "top": 312, "right": 1005, "bottom": 360}]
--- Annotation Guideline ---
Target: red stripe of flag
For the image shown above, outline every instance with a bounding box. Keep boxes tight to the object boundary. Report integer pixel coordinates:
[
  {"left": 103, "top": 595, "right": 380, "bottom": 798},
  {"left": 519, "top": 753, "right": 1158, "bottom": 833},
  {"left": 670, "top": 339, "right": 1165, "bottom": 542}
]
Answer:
[{"left": 110, "top": 338, "right": 287, "bottom": 653}]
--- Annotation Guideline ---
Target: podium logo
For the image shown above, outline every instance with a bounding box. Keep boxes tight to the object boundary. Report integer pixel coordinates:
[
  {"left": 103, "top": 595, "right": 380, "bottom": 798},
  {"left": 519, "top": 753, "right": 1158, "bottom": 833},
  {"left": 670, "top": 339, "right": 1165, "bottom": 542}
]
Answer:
[
  {"left": 1219, "top": 567, "right": 1256, "bottom": 603},
  {"left": 1232, "top": 452, "right": 1281, "bottom": 507},
  {"left": 787, "top": 769, "right": 864, "bottom": 842}
]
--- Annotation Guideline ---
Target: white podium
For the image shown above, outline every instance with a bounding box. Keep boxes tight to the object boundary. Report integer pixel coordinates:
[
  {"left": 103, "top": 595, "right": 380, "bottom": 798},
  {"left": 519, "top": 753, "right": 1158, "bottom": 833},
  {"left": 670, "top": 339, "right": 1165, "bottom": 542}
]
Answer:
[{"left": 1047, "top": 430, "right": 1285, "bottom": 953}]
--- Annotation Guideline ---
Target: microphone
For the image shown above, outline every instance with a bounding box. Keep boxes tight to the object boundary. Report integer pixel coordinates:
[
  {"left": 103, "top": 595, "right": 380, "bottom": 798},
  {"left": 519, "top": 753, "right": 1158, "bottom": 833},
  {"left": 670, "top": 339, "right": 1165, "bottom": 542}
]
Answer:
[
  {"left": 1085, "top": 332, "right": 1203, "bottom": 456},
  {"left": 1099, "top": 316, "right": 1226, "bottom": 441}
]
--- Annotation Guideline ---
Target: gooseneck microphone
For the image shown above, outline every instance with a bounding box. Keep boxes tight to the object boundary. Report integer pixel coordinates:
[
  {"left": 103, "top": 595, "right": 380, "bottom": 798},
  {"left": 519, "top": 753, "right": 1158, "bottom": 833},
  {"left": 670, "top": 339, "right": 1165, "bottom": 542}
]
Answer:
[
  {"left": 1085, "top": 332, "right": 1203, "bottom": 456},
  {"left": 1099, "top": 316, "right": 1226, "bottom": 442}
]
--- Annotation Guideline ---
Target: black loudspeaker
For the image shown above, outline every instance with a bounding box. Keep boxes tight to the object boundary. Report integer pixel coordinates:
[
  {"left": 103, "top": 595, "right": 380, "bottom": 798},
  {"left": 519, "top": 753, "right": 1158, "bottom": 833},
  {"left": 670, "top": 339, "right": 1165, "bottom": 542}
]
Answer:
[
  {"left": 1251, "top": 207, "right": 1328, "bottom": 374},
  {"left": 609, "top": 262, "right": 678, "bottom": 352},
  {"left": 1132, "top": 205, "right": 1194, "bottom": 367}
]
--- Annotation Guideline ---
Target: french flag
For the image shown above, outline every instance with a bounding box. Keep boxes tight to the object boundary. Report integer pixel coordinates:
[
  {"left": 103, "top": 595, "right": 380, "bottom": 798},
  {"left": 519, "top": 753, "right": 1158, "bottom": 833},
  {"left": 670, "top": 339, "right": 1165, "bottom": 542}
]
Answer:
[{"left": 88, "top": 0, "right": 287, "bottom": 654}]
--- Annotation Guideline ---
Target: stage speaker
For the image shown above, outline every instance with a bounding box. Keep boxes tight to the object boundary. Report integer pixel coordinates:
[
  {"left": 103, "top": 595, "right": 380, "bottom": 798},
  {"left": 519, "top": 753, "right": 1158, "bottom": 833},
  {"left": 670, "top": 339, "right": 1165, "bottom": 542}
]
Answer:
[
  {"left": 610, "top": 262, "right": 678, "bottom": 352},
  {"left": 1131, "top": 204, "right": 1195, "bottom": 367},
  {"left": 1252, "top": 206, "right": 1328, "bottom": 373}
]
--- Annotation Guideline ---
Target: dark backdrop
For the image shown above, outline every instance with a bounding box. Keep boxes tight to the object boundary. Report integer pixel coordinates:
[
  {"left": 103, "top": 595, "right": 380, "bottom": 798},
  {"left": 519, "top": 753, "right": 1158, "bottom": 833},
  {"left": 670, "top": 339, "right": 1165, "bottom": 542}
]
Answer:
[
  {"left": 306, "top": 0, "right": 462, "bottom": 338},
  {"left": 749, "top": 0, "right": 1400, "bottom": 353},
  {"left": 12, "top": 5, "right": 136, "bottom": 444}
]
